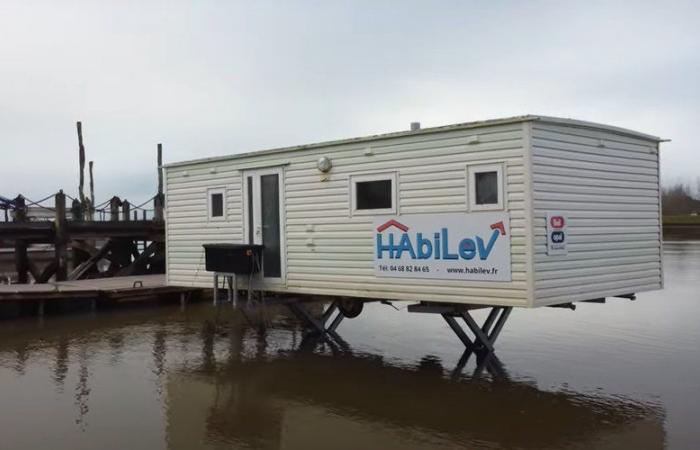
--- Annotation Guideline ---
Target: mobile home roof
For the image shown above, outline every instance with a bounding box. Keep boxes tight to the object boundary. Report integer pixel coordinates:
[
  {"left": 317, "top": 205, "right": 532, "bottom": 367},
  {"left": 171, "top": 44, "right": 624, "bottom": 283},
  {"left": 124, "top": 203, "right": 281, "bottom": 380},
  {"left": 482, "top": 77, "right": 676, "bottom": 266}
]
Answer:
[{"left": 164, "top": 115, "right": 663, "bottom": 169}]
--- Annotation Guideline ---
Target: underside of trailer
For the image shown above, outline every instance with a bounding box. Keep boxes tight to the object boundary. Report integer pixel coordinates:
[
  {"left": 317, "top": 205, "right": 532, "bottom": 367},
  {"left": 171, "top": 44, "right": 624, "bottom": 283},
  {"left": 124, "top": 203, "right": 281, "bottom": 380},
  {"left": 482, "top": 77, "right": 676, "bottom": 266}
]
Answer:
[{"left": 208, "top": 271, "right": 638, "bottom": 364}]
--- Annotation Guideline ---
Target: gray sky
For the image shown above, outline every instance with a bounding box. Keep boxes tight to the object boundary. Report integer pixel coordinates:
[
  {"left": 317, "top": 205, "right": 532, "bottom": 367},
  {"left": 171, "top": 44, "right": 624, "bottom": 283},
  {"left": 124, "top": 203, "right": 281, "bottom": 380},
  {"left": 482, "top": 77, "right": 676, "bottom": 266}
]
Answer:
[{"left": 1, "top": 0, "right": 698, "bottom": 206}]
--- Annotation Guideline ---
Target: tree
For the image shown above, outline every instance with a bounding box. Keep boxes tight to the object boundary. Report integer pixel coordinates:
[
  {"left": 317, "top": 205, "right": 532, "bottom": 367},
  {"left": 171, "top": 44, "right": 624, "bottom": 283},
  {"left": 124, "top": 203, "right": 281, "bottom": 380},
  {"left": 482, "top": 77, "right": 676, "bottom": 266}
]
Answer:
[{"left": 662, "top": 183, "right": 700, "bottom": 215}]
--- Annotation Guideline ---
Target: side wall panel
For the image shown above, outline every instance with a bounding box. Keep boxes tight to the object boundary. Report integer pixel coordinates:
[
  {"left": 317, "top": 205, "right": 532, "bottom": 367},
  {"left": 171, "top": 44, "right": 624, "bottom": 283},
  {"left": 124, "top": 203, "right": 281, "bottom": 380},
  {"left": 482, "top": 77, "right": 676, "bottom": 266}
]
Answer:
[
  {"left": 166, "top": 124, "right": 530, "bottom": 307},
  {"left": 531, "top": 123, "right": 663, "bottom": 306}
]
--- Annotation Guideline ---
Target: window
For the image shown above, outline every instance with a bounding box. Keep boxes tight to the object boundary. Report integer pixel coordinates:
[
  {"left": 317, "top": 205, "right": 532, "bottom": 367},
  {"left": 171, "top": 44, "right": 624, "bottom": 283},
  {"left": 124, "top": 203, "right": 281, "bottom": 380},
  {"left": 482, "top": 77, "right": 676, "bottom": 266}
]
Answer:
[
  {"left": 468, "top": 164, "right": 504, "bottom": 210},
  {"left": 208, "top": 188, "right": 226, "bottom": 220},
  {"left": 350, "top": 173, "right": 397, "bottom": 215}
]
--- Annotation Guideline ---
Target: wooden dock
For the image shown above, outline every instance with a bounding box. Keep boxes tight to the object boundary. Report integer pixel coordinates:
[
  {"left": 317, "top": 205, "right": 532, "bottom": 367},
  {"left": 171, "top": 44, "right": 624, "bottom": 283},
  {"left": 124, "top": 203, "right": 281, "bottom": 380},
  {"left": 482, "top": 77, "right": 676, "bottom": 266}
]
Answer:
[{"left": 0, "top": 275, "right": 199, "bottom": 306}]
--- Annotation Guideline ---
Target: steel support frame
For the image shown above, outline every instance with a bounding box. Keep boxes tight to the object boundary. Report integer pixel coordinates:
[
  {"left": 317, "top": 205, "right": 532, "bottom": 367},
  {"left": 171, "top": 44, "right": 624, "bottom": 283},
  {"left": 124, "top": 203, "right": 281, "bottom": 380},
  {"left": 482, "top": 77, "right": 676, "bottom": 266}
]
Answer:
[
  {"left": 441, "top": 306, "right": 512, "bottom": 353},
  {"left": 287, "top": 299, "right": 347, "bottom": 346},
  {"left": 407, "top": 303, "right": 512, "bottom": 354},
  {"left": 451, "top": 345, "right": 508, "bottom": 380},
  {"left": 406, "top": 303, "right": 512, "bottom": 379}
]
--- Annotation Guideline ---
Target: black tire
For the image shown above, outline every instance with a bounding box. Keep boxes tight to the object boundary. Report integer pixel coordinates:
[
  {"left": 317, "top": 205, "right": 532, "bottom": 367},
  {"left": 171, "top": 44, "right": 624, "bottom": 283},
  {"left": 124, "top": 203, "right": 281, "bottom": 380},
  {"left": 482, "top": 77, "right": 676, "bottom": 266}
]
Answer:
[{"left": 338, "top": 298, "right": 363, "bottom": 318}]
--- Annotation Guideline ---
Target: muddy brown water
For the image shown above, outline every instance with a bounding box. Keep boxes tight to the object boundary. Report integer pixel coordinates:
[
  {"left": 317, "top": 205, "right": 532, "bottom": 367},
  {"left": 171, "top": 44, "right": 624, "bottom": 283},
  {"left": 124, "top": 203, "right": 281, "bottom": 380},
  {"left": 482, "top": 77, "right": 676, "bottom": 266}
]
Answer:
[{"left": 1, "top": 242, "right": 698, "bottom": 449}]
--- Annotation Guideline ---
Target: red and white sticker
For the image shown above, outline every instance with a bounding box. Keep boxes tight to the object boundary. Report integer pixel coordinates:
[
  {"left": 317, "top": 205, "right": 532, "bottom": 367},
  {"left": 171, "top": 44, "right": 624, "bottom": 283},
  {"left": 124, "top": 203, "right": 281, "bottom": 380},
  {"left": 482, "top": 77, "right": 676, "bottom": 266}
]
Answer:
[{"left": 546, "top": 212, "right": 568, "bottom": 256}]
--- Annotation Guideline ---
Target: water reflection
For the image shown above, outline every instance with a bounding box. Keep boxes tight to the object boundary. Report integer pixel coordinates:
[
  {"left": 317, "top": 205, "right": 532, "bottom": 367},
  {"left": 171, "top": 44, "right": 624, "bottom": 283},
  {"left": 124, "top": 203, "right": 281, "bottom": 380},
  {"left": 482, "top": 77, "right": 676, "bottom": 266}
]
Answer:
[
  {"left": 52, "top": 335, "right": 69, "bottom": 390},
  {"left": 0, "top": 304, "right": 665, "bottom": 450},
  {"left": 6, "top": 242, "right": 700, "bottom": 448},
  {"left": 170, "top": 324, "right": 663, "bottom": 450},
  {"left": 75, "top": 345, "right": 90, "bottom": 428}
]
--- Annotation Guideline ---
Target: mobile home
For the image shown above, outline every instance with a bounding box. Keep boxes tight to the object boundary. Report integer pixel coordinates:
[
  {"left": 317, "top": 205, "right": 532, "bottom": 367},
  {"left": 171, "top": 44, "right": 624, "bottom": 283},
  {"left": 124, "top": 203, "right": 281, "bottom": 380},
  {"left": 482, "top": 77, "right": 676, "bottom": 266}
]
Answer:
[{"left": 163, "top": 115, "right": 663, "bottom": 311}]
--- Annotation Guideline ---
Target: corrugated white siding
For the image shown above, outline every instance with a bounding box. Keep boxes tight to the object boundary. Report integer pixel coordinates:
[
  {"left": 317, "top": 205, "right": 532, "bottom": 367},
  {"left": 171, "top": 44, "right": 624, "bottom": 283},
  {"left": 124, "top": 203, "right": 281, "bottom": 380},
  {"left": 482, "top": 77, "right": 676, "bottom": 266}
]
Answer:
[
  {"left": 530, "top": 122, "right": 663, "bottom": 306},
  {"left": 165, "top": 123, "right": 530, "bottom": 307}
]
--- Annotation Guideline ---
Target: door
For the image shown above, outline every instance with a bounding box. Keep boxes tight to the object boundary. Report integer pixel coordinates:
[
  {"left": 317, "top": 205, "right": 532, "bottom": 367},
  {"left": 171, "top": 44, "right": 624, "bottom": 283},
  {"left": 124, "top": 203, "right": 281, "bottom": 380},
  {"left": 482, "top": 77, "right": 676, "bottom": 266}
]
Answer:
[{"left": 243, "top": 168, "right": 285, "bottom": 282}]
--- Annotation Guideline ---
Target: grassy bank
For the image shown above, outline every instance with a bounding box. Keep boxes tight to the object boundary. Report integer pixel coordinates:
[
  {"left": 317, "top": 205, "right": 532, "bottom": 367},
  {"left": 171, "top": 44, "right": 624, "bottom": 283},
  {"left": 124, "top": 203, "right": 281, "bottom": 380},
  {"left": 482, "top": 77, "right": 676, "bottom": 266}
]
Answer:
[{"left": 663, "top": 215, "right": 700, "bottom": 225}]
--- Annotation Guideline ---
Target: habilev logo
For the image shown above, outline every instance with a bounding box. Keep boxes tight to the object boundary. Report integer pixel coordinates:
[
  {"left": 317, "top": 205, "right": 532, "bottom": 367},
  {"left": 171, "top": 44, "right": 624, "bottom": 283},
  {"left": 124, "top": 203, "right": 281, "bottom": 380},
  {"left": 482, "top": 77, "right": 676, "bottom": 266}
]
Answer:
[{"left": 375, "top": 219, "right": 507, "bottom": 261}]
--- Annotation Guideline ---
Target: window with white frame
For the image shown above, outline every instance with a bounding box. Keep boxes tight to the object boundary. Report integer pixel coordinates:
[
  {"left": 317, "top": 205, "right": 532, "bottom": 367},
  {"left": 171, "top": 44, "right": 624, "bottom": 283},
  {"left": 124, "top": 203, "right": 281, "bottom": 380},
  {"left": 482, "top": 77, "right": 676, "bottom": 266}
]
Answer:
[
  {"left": 350, "top": 172, "right": 397, "bottom": 215},
  {"left": 207, "top": 188, "right": 226, "bottom": 220},
  {"left": 467, "top": 163, "right": 504, "bottom": 210}
]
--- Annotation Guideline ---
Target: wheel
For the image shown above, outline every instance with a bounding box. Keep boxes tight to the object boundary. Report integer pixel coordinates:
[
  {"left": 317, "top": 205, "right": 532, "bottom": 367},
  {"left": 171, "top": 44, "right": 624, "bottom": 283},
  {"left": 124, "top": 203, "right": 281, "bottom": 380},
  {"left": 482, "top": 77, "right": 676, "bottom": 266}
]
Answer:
[{"left": 338, "top": 298, "right": 363, "bottom": 318}]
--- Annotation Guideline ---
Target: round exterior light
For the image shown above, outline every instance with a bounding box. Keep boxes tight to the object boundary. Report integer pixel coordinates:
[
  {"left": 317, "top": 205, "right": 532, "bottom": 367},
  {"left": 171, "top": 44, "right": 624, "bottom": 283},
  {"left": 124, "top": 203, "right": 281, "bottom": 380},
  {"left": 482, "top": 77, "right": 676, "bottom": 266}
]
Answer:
[{"left": 317, "top": 156, "right": 332, "bottom": 173}]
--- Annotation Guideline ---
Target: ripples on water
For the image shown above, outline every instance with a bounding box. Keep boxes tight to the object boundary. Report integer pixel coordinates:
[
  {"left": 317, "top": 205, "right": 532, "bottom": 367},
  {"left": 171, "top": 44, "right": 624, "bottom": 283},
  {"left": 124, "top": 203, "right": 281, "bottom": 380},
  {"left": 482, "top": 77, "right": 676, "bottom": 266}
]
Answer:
[{"left": 0, "top": 242, "right": 698, "bottom": 449}]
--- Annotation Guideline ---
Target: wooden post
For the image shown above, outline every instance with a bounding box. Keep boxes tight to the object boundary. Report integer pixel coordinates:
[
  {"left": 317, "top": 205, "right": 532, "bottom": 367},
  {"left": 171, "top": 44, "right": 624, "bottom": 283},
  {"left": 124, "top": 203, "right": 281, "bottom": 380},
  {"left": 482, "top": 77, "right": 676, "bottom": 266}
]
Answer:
[
  {"left": 133, "top": 210, "right": 138, "bottom": 221},
  {"left": 89, "top": 160, "right": 95, "bottom": 220},
  {"left": 122, "top": 200, "right": 130, "bottom": 221},
  {"left": 154, "top": 143, "right": 164, "bottom": 222},
  {"left": 70, "top": 198, "right": 84, "bottom": 222},
  {"left": 55, "top": 191, "right": 68, "bottom": 281},
  {"left": 83, "top": 198, "right": 92, "bottom": 221},
  {"left": 13, "top": 195, "right": 28, "bottom": 284},
  {"left": 154, "top": 195, "right": 164, "bottom": 222},
  {"left": 75, "top": 122, "right": 88, "bottom": 223},
  {"left": 157, "top": 143, "right": 163, "bottom": 196},
  {"left": 109, "top": 196, "right": 121, "bottom": 221},
  {"left": 77, "top": 122, "right": 86, "bottom": 209}
]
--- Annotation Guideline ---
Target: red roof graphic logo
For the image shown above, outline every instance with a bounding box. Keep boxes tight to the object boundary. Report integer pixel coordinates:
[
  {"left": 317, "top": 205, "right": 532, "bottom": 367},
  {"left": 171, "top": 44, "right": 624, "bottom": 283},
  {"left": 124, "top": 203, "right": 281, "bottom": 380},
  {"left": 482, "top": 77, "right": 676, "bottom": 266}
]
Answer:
[
  {"left": 490, "top": 221, "right": 507, "bottom": 236},
  {"left": 377, "top": 219, "right": 409, "bottom": 232}
]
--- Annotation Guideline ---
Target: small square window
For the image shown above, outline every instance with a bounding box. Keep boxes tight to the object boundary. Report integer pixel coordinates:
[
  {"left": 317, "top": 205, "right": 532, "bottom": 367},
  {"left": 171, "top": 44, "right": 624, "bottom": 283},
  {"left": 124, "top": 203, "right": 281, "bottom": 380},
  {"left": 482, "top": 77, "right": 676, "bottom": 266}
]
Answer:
[
  {"left": 350, "top": 173, "right": 397, "bottom": 215},
  {"left": 468, "top": 164, "right": 504, "bottom": 211},
  {"left": 475, "top": 171, "right": 498, "bottom": 205},
  {"left": 208, "top": 188, "right": 226, "bottom": 220},
  {"left": 356, "top": 180, "right": 392, "bottom": 210}
]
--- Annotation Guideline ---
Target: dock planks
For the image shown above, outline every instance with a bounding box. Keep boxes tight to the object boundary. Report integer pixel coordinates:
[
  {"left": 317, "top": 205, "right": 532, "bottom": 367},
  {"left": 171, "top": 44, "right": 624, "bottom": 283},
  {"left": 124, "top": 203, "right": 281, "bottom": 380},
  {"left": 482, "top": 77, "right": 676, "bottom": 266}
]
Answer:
[{"left": 0, "top": 275, "right": 197, "bottom": 302}]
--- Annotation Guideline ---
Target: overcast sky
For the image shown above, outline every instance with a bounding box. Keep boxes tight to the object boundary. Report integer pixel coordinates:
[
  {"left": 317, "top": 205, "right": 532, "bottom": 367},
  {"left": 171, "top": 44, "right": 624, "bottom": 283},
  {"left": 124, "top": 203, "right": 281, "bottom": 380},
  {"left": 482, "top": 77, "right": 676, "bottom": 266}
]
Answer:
[{"left": 1, "top": 0, "right": 698, "bottom": 205}]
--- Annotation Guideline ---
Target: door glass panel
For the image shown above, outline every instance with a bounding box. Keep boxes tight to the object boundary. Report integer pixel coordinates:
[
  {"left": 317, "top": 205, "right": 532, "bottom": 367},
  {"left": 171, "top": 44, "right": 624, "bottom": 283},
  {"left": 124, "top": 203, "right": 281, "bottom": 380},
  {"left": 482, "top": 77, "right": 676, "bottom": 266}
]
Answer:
[
  {"left": 247, "top": 176, "right": 254, "bottom": 244},
  {"left": 260, "top": 174, "right": 281, "bottom": 278}
]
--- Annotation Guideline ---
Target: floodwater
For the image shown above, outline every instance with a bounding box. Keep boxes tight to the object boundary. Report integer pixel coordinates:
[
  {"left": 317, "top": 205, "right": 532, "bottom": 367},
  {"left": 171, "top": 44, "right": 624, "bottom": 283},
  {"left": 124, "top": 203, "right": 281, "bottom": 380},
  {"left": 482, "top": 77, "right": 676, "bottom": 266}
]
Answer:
[{"left": 1, "top": 243, "right": 698, "bottom": 450}]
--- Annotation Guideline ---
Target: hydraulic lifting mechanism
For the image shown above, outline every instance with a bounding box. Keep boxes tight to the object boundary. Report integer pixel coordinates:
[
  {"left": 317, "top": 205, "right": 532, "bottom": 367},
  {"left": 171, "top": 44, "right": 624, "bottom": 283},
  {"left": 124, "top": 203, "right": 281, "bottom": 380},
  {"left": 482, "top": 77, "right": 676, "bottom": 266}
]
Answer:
[{"left": 203, "top": 244, "right": 514, "bottom": 365}]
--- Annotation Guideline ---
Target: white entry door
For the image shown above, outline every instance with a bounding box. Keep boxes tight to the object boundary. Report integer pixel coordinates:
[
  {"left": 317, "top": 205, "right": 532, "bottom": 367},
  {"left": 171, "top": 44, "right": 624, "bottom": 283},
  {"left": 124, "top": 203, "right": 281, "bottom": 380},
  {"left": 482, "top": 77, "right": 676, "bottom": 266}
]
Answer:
[{"left": 242, "top": 167, "right": 285, "bottom": 282}]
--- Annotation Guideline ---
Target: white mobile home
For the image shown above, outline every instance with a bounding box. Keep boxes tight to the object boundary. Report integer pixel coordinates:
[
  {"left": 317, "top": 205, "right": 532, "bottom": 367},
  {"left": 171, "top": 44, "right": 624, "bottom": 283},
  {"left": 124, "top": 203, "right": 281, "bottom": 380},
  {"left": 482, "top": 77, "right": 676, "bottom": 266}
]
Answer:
[{"left": 163, "top": 115, "right": 663, "bottom": 309}]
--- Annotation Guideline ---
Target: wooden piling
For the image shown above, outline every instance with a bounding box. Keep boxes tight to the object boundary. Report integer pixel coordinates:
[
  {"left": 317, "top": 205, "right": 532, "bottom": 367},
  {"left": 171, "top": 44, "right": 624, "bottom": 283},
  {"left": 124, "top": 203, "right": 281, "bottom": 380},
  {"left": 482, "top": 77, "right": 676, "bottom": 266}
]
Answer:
[
  {"left": 77, "top": 122, "right": 86, "bottom": 210},
  {"left": 154, "top": 143, "right": 164, "bottom": 222},
  {"left": 110, "top": 196, "right": 121, "bottom": 221},
  {"left": 157, "top": 143, "right": 163, "bottom": 195},
  {"left": 89, "top": 160, "right": 95, "bottom": 220},
  {"left": 55, "top": 191, "right": 68, "bottom": 281},
  {"left": 154, "top": 195, "right": 164, "bottom": 222},
  {"left": 71, "top": 198, "right": 84, "bottom": 222},
  {"left": 13, "top": 196, "right": 28, "bottom": 284},
  {"left": 122, "top": 200, "right": 130, "bottom": 222}
]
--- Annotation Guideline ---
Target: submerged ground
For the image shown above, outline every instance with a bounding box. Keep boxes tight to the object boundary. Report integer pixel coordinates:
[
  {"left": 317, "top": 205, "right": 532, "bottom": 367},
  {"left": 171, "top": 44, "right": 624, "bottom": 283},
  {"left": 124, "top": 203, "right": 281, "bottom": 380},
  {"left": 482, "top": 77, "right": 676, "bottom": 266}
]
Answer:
[{"left": 0, "top": 241, "right": 698, "bottom": 449}]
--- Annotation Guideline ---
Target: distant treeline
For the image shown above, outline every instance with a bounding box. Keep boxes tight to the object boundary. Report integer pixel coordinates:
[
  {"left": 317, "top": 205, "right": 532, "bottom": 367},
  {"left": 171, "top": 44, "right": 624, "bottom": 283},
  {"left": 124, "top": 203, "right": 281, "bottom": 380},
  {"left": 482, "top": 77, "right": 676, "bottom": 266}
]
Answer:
[{"left": 662, "top": 182, "right": 700, "bottom": 215}]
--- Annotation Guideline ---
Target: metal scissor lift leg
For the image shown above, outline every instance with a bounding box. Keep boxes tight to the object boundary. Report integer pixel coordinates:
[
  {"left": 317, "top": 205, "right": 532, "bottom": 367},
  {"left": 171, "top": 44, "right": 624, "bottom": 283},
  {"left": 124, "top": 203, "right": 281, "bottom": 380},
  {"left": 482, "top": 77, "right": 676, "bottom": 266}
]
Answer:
[
  {"left": 287, "top": 299, "right": 348, "bottom": 348},
  {"left": 408, "top": 303, "right": 512, "bottom": 379},
  {"left": 408, "top": 303, "right": 512, "bottom": 354},
  {"left": 444, "top": 306, "right": 512, "bottom": 353}
]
